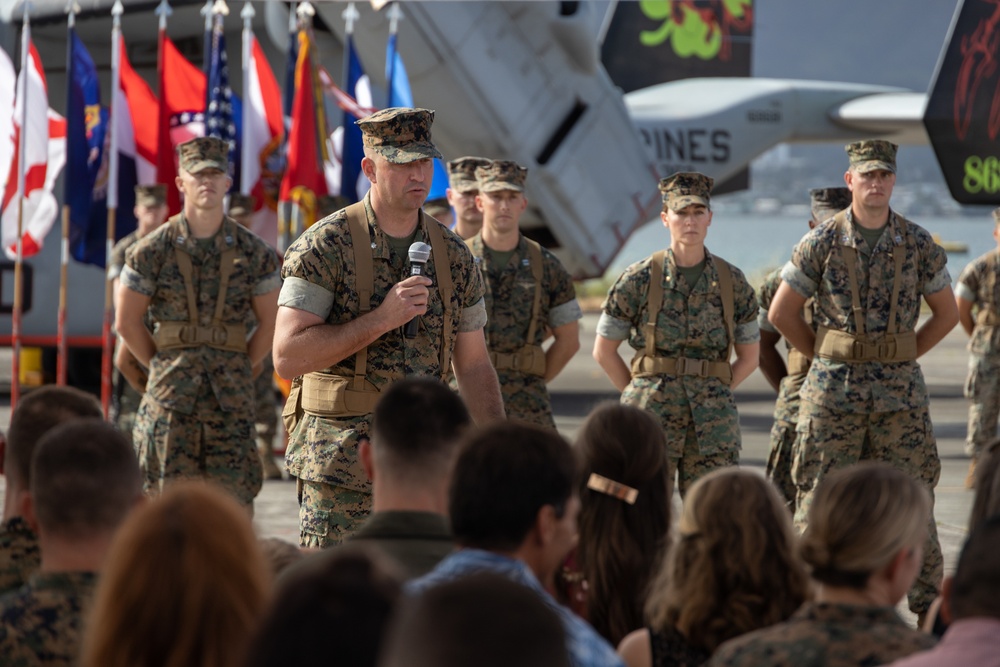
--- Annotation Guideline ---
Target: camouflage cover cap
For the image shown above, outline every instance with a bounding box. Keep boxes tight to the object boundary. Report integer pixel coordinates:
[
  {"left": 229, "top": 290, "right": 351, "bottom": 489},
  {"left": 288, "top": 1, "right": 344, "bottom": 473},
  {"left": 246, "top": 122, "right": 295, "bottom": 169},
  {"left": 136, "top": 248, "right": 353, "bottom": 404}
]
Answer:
[
  {"left": 356, "top": 107, "right": 443, "bottom": 164},
  {"left": 447, "top": 156, "right": 491, "bottom": 194},
  {"left": 809, "top": 187, "right": 852, "bottom": 222},
  {"left": 423, "top": 197, "right": 451, "bottom": 217},
  {"left": 227, "top": 193, "right": 254, "bottom": 217},
  {"left": 845, "top": 140, "right": 897, "bottom": 174},
  {"left": 178, "top": 137, "right": 229, "bottom": 174},
  {"left": 475, "top": 160, "right": 528, "bottom": 193},
  {"left": 134, "top": 184, "right": 167, "bottom": 208},
  {"left": 659, "top": 171, "right": 713, "bottom": 211}
]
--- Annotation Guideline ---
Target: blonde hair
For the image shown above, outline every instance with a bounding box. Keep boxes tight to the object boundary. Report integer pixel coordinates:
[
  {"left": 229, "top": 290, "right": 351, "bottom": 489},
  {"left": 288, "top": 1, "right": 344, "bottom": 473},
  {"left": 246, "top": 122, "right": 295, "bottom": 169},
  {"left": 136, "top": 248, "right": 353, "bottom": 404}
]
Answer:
[
  {"left": 80, "top": 483, "right": 271, "bottom": 667},
  {"left": 801, "top": 462, "right": 930, "bottom": 588},
  {"left": 645, "top": 469, "right": 808, "bottom": 653}
]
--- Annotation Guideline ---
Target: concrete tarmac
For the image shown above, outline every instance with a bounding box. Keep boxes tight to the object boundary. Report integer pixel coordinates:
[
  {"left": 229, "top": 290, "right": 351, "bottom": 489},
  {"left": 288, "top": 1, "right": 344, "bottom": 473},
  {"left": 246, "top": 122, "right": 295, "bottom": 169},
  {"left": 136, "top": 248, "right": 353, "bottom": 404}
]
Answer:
[{"left": 0, "top": 313, "right": 979, "bottom": 623}]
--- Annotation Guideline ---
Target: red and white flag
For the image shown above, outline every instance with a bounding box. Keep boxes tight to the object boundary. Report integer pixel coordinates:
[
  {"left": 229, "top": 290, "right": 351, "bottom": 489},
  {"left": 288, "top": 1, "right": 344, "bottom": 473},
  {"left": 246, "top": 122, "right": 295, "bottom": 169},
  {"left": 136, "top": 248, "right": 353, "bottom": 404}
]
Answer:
[
  {"left": 244, "top": 36, "right": 283, "bottom": 247},
  {"left": 118, "top": 35, "right": 158, "bottom": 185},
  {"left": 156, "top": 32, "right": 206, "bottom": 215},
  {"left": 1, "top": 42, "right": 67, "bottom": 258}
]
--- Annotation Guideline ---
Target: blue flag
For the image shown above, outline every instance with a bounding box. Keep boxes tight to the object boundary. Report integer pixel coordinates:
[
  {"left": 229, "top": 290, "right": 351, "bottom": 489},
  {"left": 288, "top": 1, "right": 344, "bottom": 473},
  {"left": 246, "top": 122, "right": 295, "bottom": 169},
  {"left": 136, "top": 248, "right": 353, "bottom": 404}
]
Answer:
[
  {"left": 205, "top": 20, "right": 242, "bottom": 192},
  {"left": 65, "top": 28, "right": 118, "bottom": 266},
  {"left": 341, "top": 36, "right": 367, "bottom": 204},
  {"left": 386, "top": 31, "right": 448, "bottom": 200}
]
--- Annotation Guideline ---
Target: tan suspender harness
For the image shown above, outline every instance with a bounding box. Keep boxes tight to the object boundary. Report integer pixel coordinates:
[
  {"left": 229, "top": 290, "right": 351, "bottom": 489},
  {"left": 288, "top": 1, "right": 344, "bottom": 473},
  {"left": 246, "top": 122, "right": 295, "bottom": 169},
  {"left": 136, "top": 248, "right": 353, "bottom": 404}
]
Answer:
[
  {"left": 975, "top": 250, "right": 1000, "bottom": 326},
  {"left": 785, "top": 298, "right": 814, "bottom": 375},
  {"left": 813, "top": 211, "right": 917, "bottom": 363},
  {"left": 630, "top": 249, "right": 735, "bottom": 385},
  {"left": 488, "top": 238, "right": 547, "bottom": 377},
  {"left": 153, "top": 215, "right": 248, "bottom": 354},
  {"left": 296, "top": 203, "right": 456, "bottom": 419}
]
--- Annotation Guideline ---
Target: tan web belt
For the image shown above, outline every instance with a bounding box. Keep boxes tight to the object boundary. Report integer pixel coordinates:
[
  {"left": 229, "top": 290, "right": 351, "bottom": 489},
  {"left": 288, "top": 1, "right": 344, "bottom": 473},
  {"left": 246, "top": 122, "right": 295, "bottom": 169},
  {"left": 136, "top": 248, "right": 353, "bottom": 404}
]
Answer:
[
  {"left": 786, "top": 347, "right": 811, "bottom": 376},
  {"left": 976, "top": 310, "right": 1000, "bottom": 326},
  {"left": 489, "top": 345, "right": 546, "bottom": 376},
  {"left": 154, "top": 321, "right": 247, "bottom": 353},
  {"left": 300, "top": 372, "right": 381, "bottom": 418},
  {"left": 814, "top": 326, "right": 916, "bottom": 363},
  {"left": 631, "top": 354, "right": 733, "bottom": 384}
]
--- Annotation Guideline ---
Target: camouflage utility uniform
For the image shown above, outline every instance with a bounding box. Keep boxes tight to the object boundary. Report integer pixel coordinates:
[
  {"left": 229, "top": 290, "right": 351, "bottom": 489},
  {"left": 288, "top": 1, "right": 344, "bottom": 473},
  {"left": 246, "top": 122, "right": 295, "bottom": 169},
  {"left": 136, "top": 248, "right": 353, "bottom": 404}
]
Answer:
[
  {"left": 0, "top": 571, "right": 97, "bottom": 667},
  {"left": 466, "top": 234, "right": 580, "bottom": 428},
  {"left": 780, "top": 207, "right": 949, "bottom": 613},
  {"left": 956, "top": 249, "right": 1000, "bottom": 459},
  {"left": 599, "top": 248, "right": 759, "bottom": 494},
  {"left": 122, "top": 215, "right": 281, "bottom": 505},
  {"left": 280, "top": 193, "right": 485, "bottom": 547},
  {"left": 0, "top": 518, "right": 39, "bottom": 597},
  {"left": 707, "top": 603, "right": 937, "bottom": 667},
  {"left": 108, "top": 230, "right": 145, "bottom": 445},
  {"left": 757, "top": 267, "right": 811, "bottom": 507}
]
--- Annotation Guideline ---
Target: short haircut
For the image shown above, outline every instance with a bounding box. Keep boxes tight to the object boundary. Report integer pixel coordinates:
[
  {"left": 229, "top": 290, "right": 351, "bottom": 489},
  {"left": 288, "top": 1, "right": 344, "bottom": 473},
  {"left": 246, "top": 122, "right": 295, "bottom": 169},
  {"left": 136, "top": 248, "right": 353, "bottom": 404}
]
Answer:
[
  {"left": 950, "top": 515, "right": 1000, "bottom": 619},
  {"left": 371, "top": 378, "right": 471, "bottom": 482},
  {"left": 246, "top": 545, "right": 402, "bottom": 667},
  {"left": 258, "top": 538, "right": 305, "bottom": 578},
  {"left": 31, "top": 419, "right": 141, "bottom": 538},
  {"left": 379, "top": 572, "right": 569, "bottom": 667},
  {"left": 5, "top": 386, "right": 102, "bottom": 487},
  {"left": 449, "top": 423, "right": 577, "bottom": 552}
]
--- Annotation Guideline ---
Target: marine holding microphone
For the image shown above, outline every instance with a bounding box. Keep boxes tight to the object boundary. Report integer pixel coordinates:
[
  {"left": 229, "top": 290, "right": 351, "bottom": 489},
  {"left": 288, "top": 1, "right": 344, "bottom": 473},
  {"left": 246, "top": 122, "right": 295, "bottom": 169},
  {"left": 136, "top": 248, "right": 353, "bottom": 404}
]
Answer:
[{"left": 273, "top": 108, "right": 505, "bottom": 548}]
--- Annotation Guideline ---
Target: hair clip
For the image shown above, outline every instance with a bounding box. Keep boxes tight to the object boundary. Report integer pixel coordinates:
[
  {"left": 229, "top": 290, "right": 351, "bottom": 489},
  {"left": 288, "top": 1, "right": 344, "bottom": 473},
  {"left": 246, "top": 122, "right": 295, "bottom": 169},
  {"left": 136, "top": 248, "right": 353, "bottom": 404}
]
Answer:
[{"left": 586, "top": 473, "right": 638, "bottom": 505}]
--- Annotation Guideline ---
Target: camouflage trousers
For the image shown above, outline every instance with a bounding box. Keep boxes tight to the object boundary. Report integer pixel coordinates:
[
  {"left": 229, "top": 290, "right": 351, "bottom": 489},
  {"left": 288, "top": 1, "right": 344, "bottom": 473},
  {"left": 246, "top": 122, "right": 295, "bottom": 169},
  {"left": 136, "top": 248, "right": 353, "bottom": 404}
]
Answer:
[
  {"left": 767, "top": 418, "right": 798, "bottom": 513},
  {"left": 133, "top": 390, "right": 262, "bottom": 507},
  {"left": 496, "top": 373, "right": 556, "bottom": 429},
  {"left": 297, "top": 478, "right": 371, "bottom": 548},
  {"left": 964, "top": 354, "right": 1000, "bottom": 458},
  {"left": 791, "top": 401, "right": 943, "bottom": 614},
  {"left": 112, "top": 376, "right": 143, "bottom": 451}
]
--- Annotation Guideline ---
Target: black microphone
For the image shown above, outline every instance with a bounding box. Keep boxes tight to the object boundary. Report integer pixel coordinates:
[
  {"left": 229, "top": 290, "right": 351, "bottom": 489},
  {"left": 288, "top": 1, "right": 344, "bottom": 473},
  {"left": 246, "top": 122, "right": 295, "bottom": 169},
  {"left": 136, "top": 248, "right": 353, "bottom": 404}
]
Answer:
[{"left": 404, "top": 241, "right": 432, "bottom": 338}]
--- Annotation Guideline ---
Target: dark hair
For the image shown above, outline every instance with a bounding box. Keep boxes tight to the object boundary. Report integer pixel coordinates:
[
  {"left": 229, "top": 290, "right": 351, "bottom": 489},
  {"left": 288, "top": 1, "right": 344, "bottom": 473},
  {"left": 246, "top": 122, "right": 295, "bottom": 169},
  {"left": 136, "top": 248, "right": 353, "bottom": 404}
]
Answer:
[
  {"left": 371, "top": 378, "right": 471, "bottom": 482},
  {"left": 245, "top": 545, "right": 403, "bottom": 667},
  {"left": 970, "top": 437, "right": 1000, "bottom": 531},
  {"left": 31, "top": 419, "right": 140, "bottom": 537},
  {"left": 449, "top": 423, "right": 577, "bottom": 551},
  {"left": 575, "top": 402, "right": 671, "bottom": 646},
  {"left": 6, "top": 386, "right": 102, "bottom": 487},
  {"left": 258, "top": 538, "right": 305, "bottom": 578},
  {"left": 951, "top": 515, "right": 1000, "bottom": 619},
  {"left": 379, "top": 573, "right": 569, "bottom": 667}
]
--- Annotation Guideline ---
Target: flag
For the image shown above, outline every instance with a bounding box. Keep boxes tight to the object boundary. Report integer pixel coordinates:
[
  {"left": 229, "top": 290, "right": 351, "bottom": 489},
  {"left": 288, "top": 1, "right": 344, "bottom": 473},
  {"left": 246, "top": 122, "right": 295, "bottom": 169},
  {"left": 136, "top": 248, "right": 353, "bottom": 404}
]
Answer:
[
  {"left": 244, "top": 36, "right": 283, "bottom": 246},
  {"left": 385, "top": 30, "right": 447, "bottom": 200},
  {"left": 280, "top": 30, "right": 328, "bottom": 202},
  {"left": 119, "top": 36, "right": 158, "bottom": 185},
  {"left": 65, "top": 28, "right": 112, "bottom": 265},
  {"left": 205, "top": 18, "right": 243, "bottom": 192},
  {"left": 0, "top": 48, "right": 16, "bottom": 202},
  {"left": 157, "top": 32, "right": 206, "bottom": 215},
  {"left": 340, "top": 35, "right": 369, "bottom": 204},
  {"left": 1, "top": 42, "right": 67, "bottom": 258}
]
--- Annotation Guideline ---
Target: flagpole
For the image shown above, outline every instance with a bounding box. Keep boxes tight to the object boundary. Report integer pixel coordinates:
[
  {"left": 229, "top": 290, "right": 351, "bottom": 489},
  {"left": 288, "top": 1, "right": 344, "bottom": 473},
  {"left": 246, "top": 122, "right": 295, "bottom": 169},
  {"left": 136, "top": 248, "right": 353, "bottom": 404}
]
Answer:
[
  {"left": 240, "top": 1, "right": 254, "bottom": 195},
  {"left": 57, "top": 0, "right": 79, "bottom": 387},
  {"left": 342, "top": 1, "right": 358, "bottom": 130},
  {"left": 289, "top": 1, "right": 314, "bottom": 242},
  {"left": 200, "top": 0, "right": 212, "bottom": 77},
  {"left": 386, "top": 2, "right": 400, "bottom": 107},
  {"left": 12, "top": 3, "right": 33, "bottom": 408},
  {"left": 102, "top": 0, "right": 124, "bottom": 419}
]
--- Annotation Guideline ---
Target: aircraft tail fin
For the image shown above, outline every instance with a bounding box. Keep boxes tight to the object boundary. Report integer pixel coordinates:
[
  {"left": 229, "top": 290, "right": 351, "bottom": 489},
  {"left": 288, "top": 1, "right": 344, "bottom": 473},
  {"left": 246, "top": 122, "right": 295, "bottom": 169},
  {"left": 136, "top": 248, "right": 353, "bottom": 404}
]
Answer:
[
  {"left": 600, "top": 0, "right": 753, "bottom": 94},
  {"left": 924, "top": 0, "right": 1000, "bottom": 204}
]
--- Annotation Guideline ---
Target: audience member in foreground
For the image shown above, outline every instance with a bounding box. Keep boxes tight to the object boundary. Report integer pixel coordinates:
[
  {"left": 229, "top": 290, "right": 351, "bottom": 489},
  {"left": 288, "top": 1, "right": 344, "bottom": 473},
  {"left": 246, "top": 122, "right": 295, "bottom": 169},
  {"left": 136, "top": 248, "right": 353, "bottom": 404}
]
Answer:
[
  {"left": 245, "top": 545, "right": 402, "bottom": 667},
  {"left": 708, "top": 463, "right": 937, "bottom": 667},
  {"left": 0, "top": 419, "right": 142, "bottom": 667},
  {"left": 571, "top": 402, "right": 672, "bottom": 646},
  {"left": 890, "top": 515, "right": 1000, "bottom": 667},
  {"left": 618, "top": 468, "right": 808, "bottom": 667},
  {"left": 408, "top": 422, "right": 624, "bottom": 667},
  {"left": 382, "top": 572, "right": 570, "bottom": 667},
  {"left": 351, "top": 377, "right": 470, "bottom": 578},
  {"left": 80, "top": 483, "right": 271, "bottom": 667},
  {"left": 0, "top": 387, "right": 102, "bottom": 595},
  {"left": 969, "top": 436, "right": 1000, "bottom": 530}
]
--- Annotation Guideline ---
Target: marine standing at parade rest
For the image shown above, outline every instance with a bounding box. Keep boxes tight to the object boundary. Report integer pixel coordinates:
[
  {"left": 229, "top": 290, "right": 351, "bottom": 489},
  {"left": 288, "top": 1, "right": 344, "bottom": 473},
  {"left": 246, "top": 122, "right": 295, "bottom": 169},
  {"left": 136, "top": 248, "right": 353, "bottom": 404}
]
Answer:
[
  {"left": 116, "top": 137, "right": 282, "bottom": 507},
  {"left": 467, "top": 160, "right": 582, "bottom": 428},
  {"left": 228, "top": 193, "right": 284, "bottom": 481},
  {"left": 109, "top": 184, "right": 169, "bottom": 446},
  {"left": 445, "top": 156, "right": 490, "bottom": 239},
  {"left": 768, "top": 140, "right": 959, "bottom": 617},
  {"left": 593, "top": 172, "right": 760, "bottom": 495},
  {"left": 955, "top": 207, "right": 1000, "bottom": 488},
  {"left": 757, "top": 187, "right": 852, "bottom": 511},
  {"left": 273, "top": 108, "right": 505, "bottom": 548}
]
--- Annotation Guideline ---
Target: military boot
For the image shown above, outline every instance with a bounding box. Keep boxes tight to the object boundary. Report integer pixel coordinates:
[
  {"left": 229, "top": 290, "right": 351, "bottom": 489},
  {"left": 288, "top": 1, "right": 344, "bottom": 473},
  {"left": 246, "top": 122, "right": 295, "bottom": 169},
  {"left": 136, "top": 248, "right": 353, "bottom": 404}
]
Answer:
[{"left": 259, "top": 438, "right": 283, "bottom": 480}]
